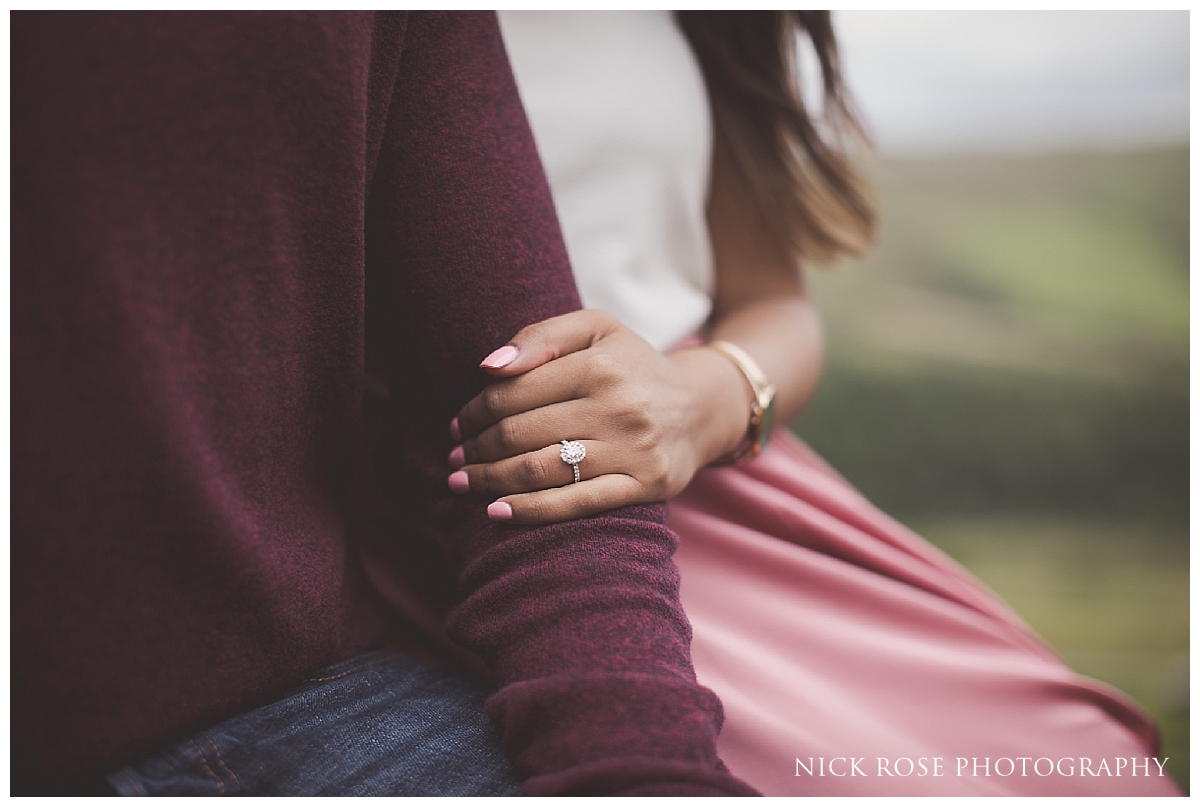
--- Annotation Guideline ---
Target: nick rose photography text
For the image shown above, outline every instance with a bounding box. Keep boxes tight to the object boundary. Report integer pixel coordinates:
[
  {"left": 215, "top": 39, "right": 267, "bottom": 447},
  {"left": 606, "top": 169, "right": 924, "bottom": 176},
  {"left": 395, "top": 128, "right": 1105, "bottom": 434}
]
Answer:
[{"left": 796, "top": 757, "right": 1170, "bottom": 778}]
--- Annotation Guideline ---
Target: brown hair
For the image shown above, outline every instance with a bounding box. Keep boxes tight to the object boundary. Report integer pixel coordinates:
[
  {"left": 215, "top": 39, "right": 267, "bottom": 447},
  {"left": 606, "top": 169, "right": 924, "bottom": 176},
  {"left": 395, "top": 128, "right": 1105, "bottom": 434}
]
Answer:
[{"left": 675, "top": 11, "right": 876, "bottom": 267}]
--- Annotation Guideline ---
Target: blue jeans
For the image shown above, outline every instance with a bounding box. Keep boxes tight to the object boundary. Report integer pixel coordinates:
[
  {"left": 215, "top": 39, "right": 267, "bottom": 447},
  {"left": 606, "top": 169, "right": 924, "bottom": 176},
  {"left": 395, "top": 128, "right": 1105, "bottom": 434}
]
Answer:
[{"left": 107, "top": 650, "right": 523, "bottom": 796}]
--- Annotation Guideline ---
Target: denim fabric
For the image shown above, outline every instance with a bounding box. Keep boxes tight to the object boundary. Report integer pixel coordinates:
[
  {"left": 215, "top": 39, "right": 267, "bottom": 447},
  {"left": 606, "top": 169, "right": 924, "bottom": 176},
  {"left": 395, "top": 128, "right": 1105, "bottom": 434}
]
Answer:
[{"left": 107, "top": 650, "right": 523, "bottom": 796}]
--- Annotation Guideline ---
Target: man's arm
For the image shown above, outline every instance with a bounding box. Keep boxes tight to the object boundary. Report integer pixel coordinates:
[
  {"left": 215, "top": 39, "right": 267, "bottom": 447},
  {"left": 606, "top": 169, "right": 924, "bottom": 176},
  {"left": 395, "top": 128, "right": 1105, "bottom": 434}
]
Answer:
[{"left": 363, "top": 12, "right": 756, "bottom": 796}]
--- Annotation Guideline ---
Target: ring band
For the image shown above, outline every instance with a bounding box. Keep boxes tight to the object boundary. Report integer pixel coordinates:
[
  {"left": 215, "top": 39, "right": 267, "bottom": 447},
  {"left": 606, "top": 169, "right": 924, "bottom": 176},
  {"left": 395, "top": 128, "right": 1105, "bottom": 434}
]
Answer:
[{"left": 559, "top": 440, "right": 586, "bottom": 484}]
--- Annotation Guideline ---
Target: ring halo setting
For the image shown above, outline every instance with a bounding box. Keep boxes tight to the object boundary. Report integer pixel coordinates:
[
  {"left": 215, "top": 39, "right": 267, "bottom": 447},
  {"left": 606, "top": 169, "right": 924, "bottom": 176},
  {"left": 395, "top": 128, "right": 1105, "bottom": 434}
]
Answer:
[{"left": 559, "top": 440, "right": 586, "bottom": 483}]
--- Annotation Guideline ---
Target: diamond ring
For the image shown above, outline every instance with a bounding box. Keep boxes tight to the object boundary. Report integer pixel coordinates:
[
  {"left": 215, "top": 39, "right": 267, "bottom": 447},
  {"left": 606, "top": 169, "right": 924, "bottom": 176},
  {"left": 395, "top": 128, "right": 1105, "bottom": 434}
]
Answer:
[{"left": 559, "top": 440, "right": 586, "bottom": 484}]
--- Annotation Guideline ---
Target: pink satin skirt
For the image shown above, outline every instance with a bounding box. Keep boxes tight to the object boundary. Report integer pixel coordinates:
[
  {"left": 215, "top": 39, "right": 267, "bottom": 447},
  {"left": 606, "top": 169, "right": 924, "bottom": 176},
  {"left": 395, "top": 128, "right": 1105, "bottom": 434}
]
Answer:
[{"left": 673, "top": 430, "right": 1178, "bottom": 795}]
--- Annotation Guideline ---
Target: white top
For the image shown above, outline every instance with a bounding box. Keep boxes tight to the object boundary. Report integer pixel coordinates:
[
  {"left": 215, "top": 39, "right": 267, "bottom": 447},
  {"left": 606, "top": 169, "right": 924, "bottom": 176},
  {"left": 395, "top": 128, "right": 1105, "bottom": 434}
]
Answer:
[{"left": 498, "top": 11, "right": 715, "bottom": 351}]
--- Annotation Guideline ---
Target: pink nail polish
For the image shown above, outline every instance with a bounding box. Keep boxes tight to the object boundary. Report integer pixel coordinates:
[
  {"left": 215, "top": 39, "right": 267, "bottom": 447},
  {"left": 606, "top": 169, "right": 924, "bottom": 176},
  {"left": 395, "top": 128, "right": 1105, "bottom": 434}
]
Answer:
[
  {"left": 480, "top": 345, "right": 518, "bottom": 369},
  {"left": 449, "top": 417, "right": 462, "bottom": 441},
  {"left": 448, "top": 470, "right": 470, "bottom": 494},
  {"left": 487, "top": 501, "right": 513, "bottom": 521},
  {"left": 448, "top": 445, "right": 465, "bottom": 469}
]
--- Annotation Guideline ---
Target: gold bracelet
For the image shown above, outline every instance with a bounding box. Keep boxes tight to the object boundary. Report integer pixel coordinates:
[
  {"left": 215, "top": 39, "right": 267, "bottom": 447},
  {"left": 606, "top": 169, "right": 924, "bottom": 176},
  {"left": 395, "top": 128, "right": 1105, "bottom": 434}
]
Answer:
[{"left": 707, "top": 340, "right": 777, "bottom": 465}]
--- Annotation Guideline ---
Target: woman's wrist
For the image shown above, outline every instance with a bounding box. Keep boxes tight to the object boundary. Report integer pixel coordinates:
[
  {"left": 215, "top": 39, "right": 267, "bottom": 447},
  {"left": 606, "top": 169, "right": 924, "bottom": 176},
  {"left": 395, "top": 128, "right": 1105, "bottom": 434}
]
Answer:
[
  {"left": 705, "top": 340, "right": 777, "bottom": 464},
  {"left": 667, "top": 346, "right": 757, "bottom": 468}
]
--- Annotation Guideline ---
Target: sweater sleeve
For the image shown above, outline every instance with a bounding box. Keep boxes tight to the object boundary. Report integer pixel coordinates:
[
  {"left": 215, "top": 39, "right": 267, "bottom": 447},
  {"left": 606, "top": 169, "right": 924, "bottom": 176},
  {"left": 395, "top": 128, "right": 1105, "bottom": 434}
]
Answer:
[{"left": 363, "top": 12, "right": 757, "bottom": 797}]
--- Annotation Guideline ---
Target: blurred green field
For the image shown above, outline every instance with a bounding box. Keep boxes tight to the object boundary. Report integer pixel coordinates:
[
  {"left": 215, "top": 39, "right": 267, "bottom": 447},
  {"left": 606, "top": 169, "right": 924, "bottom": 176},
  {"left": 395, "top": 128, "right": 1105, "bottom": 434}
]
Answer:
[{"left": 791, "top": 147, "right": 1189, "bottom": 791}]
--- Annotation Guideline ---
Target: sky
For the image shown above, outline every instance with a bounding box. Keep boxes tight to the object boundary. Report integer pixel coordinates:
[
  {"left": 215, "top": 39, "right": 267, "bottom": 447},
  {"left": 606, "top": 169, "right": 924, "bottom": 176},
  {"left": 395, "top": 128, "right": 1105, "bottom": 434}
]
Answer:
[{"left": 828, "top": 11, "right": 1189, "bottom": 155}]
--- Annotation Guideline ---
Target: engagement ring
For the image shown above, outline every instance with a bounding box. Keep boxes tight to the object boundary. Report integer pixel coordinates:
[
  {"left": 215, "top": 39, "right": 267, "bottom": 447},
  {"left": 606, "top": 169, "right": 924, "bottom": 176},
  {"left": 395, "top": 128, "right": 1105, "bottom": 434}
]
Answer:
[{"left": 559, "top": 440, "right": 586, "bottom": 484}]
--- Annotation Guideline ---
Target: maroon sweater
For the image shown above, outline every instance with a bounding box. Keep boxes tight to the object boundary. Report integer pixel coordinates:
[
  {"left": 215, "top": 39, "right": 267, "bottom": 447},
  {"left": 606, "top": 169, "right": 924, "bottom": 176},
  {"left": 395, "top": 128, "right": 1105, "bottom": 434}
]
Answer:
[{"left": 12, "top": 11, "right": 756, "bottom": 797}]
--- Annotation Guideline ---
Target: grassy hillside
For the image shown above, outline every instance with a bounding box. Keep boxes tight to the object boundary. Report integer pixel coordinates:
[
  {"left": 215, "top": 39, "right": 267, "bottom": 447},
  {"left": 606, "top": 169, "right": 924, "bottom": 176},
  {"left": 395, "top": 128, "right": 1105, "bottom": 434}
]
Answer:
[{"left": 791, "top": 148, "right": 1189, "bottom": 790}]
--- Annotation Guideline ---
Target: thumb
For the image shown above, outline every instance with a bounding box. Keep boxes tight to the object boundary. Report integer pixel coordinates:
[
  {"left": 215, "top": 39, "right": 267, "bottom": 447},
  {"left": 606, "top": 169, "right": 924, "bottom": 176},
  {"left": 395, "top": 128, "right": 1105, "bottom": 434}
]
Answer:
[{"left": 478, "top": 309, "right": 620, "bottom": 376}]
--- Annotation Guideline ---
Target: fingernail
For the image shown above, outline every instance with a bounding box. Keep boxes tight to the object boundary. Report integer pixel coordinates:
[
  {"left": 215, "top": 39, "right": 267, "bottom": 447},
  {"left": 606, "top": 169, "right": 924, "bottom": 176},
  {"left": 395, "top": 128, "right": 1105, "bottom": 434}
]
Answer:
[
  {"left": 480, "top": 345, "right": 518, "bottom": 369},
  {"left": 487, "top": 501, "right": 513, "bottom": 521},
  {"left": 449, "top": 417, "right": 462, "bottom": 441},
  {"left": 448, "top": 470, "right": 470, "bottom": 494},
  {"left": 448, "top": 445, "right": 465, "bottom": 469}
]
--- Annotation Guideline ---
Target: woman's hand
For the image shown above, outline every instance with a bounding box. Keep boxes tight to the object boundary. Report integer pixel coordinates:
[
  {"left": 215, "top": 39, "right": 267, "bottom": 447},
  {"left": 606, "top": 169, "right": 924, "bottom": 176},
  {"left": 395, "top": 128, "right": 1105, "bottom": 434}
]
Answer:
[
  {"left": 446, "top": 310, "right": 754, "bottom": 524},
  {"left": 445, "top": 126, "right": 830, "bottom": 525}
]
